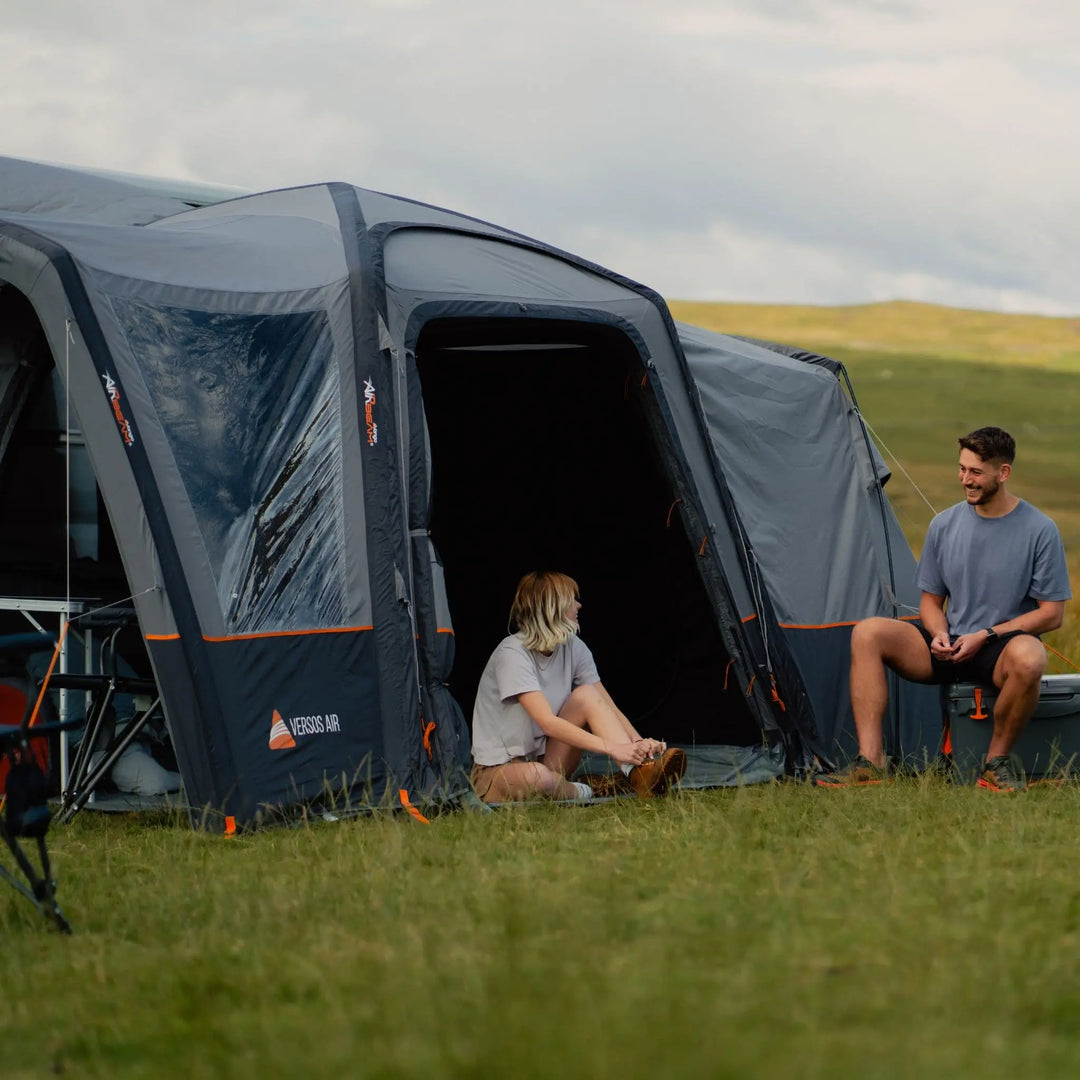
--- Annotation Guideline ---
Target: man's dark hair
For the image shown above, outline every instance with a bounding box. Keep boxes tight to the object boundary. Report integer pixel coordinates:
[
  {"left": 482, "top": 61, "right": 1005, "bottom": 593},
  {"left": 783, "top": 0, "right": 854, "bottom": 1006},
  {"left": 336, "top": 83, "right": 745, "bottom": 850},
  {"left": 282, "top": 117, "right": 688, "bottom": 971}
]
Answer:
[{"left": 958, "top": 426, "right": 1015, "bottom": 464}]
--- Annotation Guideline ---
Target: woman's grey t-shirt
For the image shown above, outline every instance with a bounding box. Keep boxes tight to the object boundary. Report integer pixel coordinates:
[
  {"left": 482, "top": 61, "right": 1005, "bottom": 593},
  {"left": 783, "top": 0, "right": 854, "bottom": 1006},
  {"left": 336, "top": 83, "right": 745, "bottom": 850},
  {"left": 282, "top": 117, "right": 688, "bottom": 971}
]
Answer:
[{"left": 471, "top": 634, "right": 600, "bottom": 765}]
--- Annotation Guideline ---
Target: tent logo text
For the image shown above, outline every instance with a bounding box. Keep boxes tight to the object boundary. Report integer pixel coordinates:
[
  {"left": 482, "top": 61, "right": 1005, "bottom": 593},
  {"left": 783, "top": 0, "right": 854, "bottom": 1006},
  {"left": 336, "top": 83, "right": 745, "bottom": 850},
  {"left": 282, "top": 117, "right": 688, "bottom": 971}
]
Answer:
[
  {"left": 102, "top": 372, "right": 135, "bottom": 447},
  {"left": 268, "top": 708, "right": 342, "bottom": 751},
  {"left": 363, "top": 377, "right": 378, "bottom": 445}
]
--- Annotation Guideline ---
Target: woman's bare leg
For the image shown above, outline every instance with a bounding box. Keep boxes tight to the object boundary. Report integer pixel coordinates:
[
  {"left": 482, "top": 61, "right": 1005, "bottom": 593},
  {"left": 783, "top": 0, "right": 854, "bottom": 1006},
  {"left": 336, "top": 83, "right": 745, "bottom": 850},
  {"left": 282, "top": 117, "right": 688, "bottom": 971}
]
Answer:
[
  {"left": 542, "top": 684, "right": 627, "bottom": 778},
  {"left": 476, "top": 760, "right": 579, "bottom": 803}
]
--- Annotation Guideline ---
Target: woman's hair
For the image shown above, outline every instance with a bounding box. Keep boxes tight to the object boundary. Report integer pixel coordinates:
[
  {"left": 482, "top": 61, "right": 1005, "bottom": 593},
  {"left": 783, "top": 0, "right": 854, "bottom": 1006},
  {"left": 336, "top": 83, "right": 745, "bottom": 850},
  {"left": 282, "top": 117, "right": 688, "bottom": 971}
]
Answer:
[{"left": 510, "top": 571, "right": 580, "bottom": 653}]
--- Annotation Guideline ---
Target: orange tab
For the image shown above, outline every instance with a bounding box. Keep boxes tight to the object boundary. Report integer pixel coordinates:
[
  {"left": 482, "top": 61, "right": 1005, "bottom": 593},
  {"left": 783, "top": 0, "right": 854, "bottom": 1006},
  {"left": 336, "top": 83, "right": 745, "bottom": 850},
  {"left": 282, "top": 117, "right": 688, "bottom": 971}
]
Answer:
[
  {"left": 769, "top": 675, "right": 787, "bottom": 713},
  {"left": 422, "top": 721, "right": 436, "bottom": 760},
  {"left": 399, "top": 789, "right": 430, "bottom": 824},
  {"left": 224, "top": 816, "right": 237, "bottom": 836},
  {"left": 970, "top": 687, "right": 988, "bottom": 721}
]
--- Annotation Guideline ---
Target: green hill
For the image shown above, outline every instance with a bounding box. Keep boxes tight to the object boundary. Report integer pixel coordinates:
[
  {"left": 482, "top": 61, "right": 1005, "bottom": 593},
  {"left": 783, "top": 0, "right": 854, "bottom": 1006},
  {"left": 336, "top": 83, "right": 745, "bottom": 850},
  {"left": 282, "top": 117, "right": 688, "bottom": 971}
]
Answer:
[{"left": 668, "top": 299, "right": 1080, "bottom": 372}]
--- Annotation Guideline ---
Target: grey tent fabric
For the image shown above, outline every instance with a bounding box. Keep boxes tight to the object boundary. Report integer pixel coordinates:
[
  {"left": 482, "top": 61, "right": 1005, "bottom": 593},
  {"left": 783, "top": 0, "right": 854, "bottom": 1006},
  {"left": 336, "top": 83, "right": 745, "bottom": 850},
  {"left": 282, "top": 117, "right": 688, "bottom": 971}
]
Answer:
[{"left": 0, "top": 157, "right": 938, "bottom": 826}]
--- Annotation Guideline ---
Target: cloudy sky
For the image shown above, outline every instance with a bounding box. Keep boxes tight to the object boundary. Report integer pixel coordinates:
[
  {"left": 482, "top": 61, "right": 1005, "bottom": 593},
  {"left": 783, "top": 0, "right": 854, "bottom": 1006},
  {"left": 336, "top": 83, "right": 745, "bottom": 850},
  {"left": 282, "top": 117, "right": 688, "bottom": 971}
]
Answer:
[{"left": 4, "top": 0, "right": 1079, "bottom": 314}]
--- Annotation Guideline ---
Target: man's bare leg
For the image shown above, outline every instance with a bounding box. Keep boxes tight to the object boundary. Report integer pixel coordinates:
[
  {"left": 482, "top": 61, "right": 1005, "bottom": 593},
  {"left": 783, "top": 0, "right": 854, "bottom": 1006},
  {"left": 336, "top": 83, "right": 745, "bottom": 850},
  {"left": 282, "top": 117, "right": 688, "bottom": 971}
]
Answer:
[
  {"left": 849, "top": 618, "right": 935, "bottom": 766},
  {"left": 987, "top": 636, "right": 1046, "bottom": 760}
]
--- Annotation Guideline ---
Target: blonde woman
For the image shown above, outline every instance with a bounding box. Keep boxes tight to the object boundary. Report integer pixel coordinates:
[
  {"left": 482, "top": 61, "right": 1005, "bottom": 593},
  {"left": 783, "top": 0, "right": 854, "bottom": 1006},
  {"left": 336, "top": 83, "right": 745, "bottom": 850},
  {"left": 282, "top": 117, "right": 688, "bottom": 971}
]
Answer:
[{"left": 470, "top": 571, "right": 686, "bottom": 802}]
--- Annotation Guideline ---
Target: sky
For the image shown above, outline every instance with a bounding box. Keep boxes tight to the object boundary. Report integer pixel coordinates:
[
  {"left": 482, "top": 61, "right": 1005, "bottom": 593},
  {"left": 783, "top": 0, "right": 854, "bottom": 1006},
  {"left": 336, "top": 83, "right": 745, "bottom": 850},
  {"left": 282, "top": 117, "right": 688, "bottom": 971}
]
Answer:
[{"left": 3, "top": 0, "right": 1079, "bottom": 315}]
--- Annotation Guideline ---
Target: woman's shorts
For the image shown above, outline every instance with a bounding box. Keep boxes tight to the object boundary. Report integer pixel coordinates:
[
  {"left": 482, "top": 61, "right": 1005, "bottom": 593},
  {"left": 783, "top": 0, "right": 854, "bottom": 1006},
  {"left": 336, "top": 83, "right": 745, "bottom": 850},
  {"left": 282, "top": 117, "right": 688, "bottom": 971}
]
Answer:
[{"left": 470, "top": 754, "right": 541, "bottom": 802}]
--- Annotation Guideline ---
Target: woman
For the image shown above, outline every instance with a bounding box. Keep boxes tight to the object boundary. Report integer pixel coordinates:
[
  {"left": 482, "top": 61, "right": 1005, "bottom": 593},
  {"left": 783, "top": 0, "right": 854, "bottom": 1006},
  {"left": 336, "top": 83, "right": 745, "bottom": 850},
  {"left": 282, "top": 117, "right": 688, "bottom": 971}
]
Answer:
[{"left": 470, "top": 571, "right": 686, "bottom": 802}]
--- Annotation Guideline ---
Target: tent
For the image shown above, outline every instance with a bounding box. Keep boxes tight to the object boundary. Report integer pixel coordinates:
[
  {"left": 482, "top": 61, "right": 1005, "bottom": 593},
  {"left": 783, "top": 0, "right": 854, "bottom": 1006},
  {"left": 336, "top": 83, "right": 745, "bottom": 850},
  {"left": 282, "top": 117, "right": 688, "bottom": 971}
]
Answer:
[{"left": 0, "top": 156, "right": 940, "bottom": 827}]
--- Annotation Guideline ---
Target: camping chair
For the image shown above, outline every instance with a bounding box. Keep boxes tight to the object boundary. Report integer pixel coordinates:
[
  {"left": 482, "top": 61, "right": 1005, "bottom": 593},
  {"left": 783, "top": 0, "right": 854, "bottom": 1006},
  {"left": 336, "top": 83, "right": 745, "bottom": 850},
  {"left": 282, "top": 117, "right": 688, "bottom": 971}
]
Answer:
[
  {"left": 0, "top": 641, "right": 81, "bottom": 933},
  {"left": 0, "top": 717, "right": 80, "bottom": 932},
  {"left": 52, "top": 607, "right": 161, "bottom": 824}
]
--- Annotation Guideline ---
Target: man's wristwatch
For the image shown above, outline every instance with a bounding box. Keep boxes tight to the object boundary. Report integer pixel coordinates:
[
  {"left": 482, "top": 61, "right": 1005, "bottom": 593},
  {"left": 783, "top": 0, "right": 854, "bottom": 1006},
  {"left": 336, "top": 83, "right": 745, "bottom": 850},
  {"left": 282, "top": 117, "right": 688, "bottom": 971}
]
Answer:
[{"left": 984, "top": 627, "right": 998, "bottom": 642}]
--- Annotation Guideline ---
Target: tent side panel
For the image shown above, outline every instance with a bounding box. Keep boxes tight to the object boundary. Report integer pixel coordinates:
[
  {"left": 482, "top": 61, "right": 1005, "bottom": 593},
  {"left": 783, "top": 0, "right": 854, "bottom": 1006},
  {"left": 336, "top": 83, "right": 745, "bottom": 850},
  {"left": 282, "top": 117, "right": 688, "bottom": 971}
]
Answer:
[{"left": 148, "top": 630, "right": 385, "bottom": 816}]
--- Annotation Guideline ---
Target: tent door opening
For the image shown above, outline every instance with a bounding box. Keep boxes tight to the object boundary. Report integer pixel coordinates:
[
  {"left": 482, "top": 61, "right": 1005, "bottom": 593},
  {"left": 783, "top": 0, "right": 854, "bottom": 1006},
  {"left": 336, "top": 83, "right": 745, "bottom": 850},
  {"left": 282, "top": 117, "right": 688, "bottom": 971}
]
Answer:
[
  {"left": 413, "top": 317, "right": 760, "bottom": 749},
  {"left": 0, "top": 284, "right": 177, "bottom": 802}
]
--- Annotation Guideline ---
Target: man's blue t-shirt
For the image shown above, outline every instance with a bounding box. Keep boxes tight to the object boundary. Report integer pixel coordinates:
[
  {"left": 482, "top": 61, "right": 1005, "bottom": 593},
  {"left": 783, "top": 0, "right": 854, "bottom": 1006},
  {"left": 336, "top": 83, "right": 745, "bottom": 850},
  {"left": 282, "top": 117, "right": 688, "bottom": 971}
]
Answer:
[{"left": 916, "top": 499, "right": 1071, "bottom": 636}]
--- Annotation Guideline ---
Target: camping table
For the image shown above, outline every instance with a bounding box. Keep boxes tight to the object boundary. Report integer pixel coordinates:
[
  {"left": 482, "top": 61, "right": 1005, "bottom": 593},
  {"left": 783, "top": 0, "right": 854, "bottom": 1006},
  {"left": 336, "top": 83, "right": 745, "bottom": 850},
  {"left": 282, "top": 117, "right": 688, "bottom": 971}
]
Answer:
[{"left": 0, "top": 596, "right": 92, "bottom": 793}]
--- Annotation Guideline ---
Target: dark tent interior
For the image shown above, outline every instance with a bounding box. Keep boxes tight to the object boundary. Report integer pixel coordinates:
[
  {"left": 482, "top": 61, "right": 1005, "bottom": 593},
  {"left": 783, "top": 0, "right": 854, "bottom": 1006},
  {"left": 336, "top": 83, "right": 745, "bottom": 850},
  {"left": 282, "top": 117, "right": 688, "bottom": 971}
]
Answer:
[
  {"left": 0, "top": 284, "right": 149, "bottom": 669},
  {"left": 415, "top": 318, "right": 760, "bottom": 749}
]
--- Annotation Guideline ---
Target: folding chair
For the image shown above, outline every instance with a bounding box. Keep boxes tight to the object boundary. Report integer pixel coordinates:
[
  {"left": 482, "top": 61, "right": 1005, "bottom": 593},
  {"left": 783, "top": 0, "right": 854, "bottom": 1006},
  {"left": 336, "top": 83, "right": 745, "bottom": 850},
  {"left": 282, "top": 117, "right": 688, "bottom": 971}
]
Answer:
[
  {"left": 0, "top": 716, "right": 80, "bottom": 932},
  {"left": 51, "top": 606, "right": 163, "bottom": 823}
]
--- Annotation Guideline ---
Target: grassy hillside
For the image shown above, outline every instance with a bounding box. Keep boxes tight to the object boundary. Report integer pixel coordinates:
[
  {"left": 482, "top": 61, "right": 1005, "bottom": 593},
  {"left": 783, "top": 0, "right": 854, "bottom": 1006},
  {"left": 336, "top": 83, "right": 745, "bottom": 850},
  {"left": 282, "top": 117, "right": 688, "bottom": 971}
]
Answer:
[
  {"left": 669, "top": 299, "right": 1080, "bottom": 372},
  {"left": 669, "top": 300, "right": 1080, "bottom": 669}
]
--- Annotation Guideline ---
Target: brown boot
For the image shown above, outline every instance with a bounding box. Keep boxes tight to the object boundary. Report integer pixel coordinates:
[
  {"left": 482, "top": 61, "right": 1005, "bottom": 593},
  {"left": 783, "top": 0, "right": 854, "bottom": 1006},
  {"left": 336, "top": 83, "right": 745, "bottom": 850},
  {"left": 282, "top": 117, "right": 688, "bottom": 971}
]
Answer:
[
  {"left": 628, "top": 747, "right": 687, "bottom": 798},
  {"left": 576, "top": 772, "right": 634, "bottom": 798}
]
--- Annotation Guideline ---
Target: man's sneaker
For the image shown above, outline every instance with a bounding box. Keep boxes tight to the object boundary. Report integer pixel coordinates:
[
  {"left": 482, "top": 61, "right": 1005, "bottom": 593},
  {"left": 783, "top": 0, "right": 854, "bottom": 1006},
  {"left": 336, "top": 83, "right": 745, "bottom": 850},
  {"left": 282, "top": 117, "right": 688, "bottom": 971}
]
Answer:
[
  {"left": 628, "top": 747, "right": 687, "bottom": 798},
  {"left": 813, "top": 755, "right": 891, "bottom": 788},
  {"left": 977, "top": 755, "right": 1026, "bottom": 792}
]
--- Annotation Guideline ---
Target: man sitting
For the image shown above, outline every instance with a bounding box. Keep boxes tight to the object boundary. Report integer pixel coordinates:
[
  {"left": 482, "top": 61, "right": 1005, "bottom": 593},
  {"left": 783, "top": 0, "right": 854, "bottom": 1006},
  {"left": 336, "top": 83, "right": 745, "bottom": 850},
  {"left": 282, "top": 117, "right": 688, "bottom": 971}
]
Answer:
[{"left": 816, "top": 426, "right": 1071, "bottom": 791}]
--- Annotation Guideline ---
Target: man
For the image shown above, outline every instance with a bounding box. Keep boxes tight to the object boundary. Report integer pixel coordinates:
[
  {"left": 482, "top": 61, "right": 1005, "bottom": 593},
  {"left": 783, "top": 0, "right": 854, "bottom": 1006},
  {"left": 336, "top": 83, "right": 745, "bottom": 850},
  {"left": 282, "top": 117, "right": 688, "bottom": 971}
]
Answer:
[{"left": 816, "top": 426, "right": 1071, "bottom": 792}]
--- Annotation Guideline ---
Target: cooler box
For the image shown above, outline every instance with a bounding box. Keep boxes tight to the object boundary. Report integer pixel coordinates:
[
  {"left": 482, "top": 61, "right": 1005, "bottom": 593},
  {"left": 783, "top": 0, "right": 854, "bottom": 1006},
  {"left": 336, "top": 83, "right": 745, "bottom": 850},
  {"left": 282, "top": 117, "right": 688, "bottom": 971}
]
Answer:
[{"left": 947, "top": 675, "right": 1080, "bottom": 782}]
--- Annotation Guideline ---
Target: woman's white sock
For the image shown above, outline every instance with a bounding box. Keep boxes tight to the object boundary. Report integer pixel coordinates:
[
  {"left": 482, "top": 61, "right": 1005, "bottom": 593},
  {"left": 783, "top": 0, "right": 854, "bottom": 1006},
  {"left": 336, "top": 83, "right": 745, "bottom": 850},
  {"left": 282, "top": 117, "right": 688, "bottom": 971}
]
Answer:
[{"left": 572, "top": 781, "right": 593, "bottom": 799}]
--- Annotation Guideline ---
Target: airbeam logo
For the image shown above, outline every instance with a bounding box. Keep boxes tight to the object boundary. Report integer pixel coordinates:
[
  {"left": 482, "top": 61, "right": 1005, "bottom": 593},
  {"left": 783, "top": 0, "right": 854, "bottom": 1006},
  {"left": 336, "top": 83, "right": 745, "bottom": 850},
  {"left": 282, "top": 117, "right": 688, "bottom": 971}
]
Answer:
[
  {"left": 268, "top": 708, "right": 342, "bottom": 751},
  {"left": 363, "top": 377, "right": 378, "bottom": 445},
  {"left": 268, "top": 710, "right": 295, "bottom": 750},
  {"left": 102, "top": 372, "right": 135, "bottom": 447}
]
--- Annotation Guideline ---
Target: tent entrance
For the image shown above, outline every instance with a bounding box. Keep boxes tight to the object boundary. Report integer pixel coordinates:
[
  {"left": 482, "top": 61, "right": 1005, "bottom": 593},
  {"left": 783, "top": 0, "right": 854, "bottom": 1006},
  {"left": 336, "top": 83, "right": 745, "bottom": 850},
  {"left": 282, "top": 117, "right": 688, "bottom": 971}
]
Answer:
[
  {"left": 0, "top": 284, "right": 178, "bottom": 804},
  {"left": 0, "top": 286, "right": 135, "bottom": 638},
  {"left": 414, "top": 317, "right": 760, "bottom": 748}
]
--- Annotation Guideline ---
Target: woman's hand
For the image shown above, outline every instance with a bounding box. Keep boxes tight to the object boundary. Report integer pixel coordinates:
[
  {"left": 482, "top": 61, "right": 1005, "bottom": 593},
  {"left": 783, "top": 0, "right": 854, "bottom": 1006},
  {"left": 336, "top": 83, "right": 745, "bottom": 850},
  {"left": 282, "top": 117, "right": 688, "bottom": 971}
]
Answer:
[
  {"left": 637, "top": 738, "right": 667, "bottom": 758},
  {"left": 605, "top": 741, "right": 650, "bottom": 767}
]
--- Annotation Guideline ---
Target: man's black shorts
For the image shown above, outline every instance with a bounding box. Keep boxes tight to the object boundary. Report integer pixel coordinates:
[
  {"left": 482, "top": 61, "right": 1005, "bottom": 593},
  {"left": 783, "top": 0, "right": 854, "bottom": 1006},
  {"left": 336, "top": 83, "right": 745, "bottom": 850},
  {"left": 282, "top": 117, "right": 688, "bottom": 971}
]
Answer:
[{"left": 916, "top": 626, "right": 1029, "bottom": 686}]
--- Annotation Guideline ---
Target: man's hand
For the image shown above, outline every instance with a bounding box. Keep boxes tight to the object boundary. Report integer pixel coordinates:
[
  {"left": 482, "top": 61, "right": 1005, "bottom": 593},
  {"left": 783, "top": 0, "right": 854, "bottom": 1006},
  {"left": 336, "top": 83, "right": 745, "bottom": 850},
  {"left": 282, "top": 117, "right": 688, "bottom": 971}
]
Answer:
[
  {"left": 929, "top": 631, "right": 958, "bottom": 660},
  {"left": 948, "top": 632, "right": 986, "bottom": 662}
]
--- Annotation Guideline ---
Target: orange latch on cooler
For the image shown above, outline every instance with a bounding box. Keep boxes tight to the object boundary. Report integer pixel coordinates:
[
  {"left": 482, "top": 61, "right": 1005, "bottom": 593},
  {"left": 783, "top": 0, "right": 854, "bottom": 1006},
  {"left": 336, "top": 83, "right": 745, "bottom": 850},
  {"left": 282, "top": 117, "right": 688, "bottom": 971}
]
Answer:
[{"left": 970, "top": 687, "right": 988, "bottom": 720}]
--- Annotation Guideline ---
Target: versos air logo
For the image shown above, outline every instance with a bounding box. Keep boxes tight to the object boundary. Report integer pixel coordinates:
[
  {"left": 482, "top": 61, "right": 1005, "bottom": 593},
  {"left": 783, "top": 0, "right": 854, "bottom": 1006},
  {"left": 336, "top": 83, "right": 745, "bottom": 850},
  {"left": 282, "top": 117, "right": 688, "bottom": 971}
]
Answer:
[
  {"left": 102, "top": 372, "right": 135, "bottom": 447},
  {"left": 268, "top": 708, "right": 342, "bottom": 751},
  {"left": 363, "top": 377, "right": 378, "bottom": 446}
]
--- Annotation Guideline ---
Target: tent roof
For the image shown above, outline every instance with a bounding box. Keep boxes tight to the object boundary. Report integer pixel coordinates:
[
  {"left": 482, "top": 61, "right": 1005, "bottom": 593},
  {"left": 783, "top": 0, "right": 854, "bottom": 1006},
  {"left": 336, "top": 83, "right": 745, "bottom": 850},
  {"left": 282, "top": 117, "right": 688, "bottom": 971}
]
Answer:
[{"left": 0, "top": 156, "right": 242, "bottom": 226}]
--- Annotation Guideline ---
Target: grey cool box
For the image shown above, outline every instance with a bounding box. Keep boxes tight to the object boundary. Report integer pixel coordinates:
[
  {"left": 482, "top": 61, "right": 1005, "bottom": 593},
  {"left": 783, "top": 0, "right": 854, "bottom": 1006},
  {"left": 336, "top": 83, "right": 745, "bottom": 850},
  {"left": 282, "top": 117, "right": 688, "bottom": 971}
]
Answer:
[{"left": 946, "top": 675, "right": 1080, "bottom": 782}]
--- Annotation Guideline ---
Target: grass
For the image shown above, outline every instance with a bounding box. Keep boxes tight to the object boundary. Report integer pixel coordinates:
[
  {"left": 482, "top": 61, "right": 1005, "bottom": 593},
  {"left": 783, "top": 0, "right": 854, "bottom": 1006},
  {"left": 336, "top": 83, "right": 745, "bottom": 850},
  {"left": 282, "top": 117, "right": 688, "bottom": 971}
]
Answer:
[
  {"left": 5, "top": 298, "right": 1080, "bottom": 1078},
  {"left": 6, "top": 786, "right": 1080, "bottom": 1079},
  {"left": 669, "top": 299, "right": 1080, "bottom": 373}
]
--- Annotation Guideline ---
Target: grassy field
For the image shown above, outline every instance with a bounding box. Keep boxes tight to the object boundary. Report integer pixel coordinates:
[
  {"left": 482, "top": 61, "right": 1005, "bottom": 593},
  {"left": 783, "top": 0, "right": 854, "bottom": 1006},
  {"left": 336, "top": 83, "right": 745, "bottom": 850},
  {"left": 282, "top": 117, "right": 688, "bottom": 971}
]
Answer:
[
  {"left": 6, "top": 786, "right": 1080, "bottom": 1079},
  {"left": 4, "top": 299, "right": 1080, "bottom": 1079}
]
